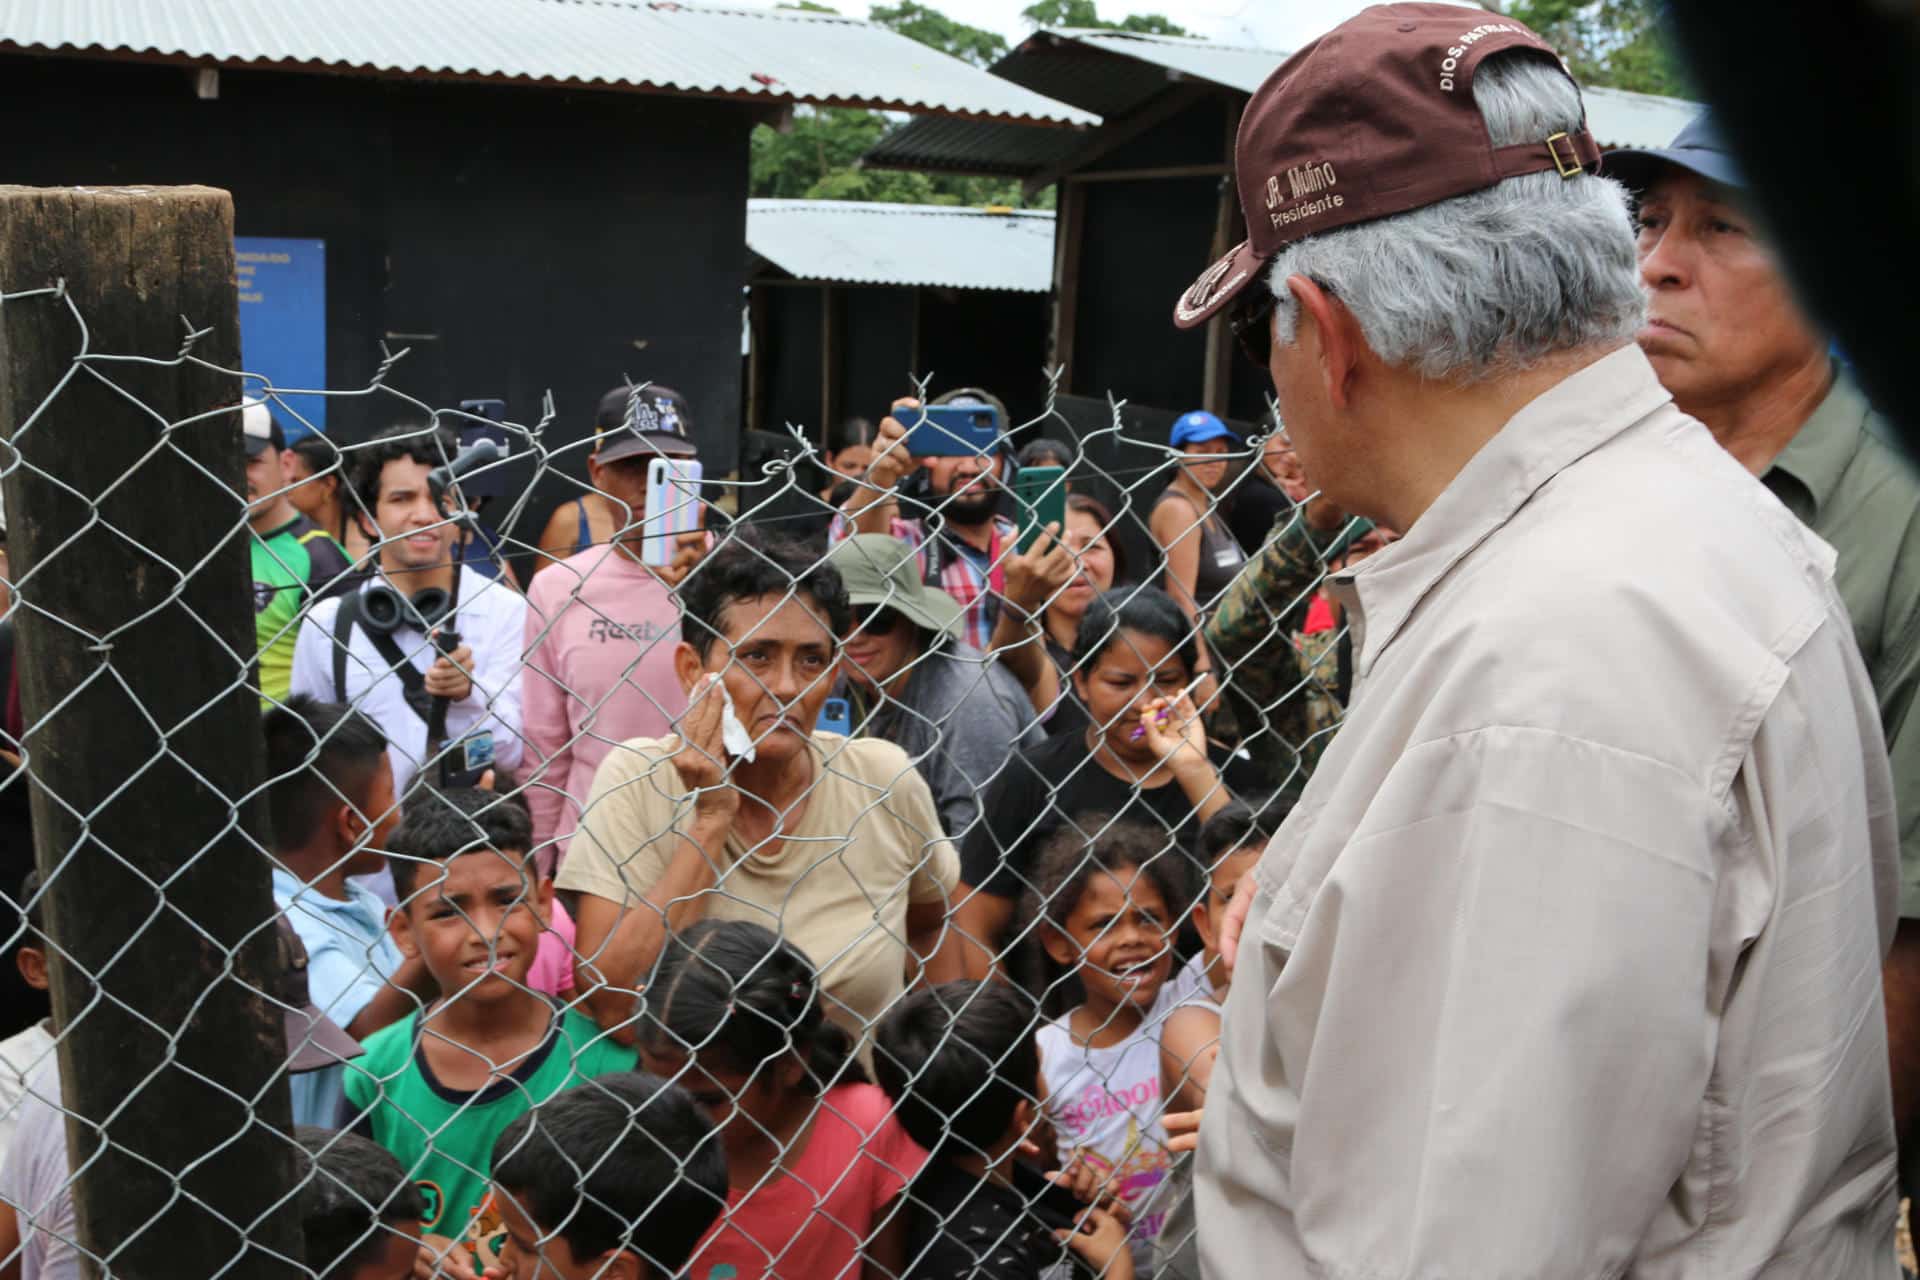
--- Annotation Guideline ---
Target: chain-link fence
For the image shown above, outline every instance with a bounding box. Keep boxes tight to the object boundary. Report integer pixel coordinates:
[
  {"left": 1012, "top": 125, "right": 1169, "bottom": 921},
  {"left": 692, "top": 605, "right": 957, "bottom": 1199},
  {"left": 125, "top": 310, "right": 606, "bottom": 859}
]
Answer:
[{"left": 0, "top": 188, "right": 1374, "bottom": 1280}]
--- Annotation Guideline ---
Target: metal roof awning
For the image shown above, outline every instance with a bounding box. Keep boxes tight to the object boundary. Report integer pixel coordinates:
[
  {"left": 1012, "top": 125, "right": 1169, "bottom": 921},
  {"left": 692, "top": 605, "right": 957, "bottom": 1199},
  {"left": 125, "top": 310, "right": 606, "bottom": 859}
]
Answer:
[
  {"left": 747, "top": 200, "right": 1055, "bottom": 292},
  {"left": 0, "top": 0, "right": 1101, "bottom": 125},
  {"left": 865, "top": 25, "right": 1700, "bottom": 175}
]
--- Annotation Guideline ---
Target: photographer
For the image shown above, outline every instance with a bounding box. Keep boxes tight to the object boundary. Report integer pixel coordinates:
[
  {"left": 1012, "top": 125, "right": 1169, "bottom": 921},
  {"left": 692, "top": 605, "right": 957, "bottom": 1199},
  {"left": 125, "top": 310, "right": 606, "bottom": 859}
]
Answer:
[
  {"left": 832, "top": 388, "right": 1019, "bottom": 654},
  {"left": 291, "top": 425, "right": 526, "bottom": 830}
]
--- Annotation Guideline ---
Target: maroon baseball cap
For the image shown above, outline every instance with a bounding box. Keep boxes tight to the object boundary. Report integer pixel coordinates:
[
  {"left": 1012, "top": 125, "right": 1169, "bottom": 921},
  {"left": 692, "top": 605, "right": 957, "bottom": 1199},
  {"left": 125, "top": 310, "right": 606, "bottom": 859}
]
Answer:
[{"left": 1173, "top": 3, "right": 1602, "bottom": 330}]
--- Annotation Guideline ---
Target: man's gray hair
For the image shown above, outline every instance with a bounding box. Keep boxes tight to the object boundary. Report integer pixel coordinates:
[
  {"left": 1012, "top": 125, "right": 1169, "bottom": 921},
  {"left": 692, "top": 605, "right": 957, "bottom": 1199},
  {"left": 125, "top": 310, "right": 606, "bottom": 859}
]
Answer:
[{"left": 1264, "top": 52, "right": 1645, "bottom": 381}]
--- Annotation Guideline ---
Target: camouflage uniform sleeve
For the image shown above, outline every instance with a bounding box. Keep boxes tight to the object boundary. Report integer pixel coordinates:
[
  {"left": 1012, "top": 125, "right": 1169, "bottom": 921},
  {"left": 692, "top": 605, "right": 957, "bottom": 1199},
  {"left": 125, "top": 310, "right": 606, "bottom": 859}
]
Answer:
[{"left": 1207, "top": 513, "right": 1332, "bottom": 785}]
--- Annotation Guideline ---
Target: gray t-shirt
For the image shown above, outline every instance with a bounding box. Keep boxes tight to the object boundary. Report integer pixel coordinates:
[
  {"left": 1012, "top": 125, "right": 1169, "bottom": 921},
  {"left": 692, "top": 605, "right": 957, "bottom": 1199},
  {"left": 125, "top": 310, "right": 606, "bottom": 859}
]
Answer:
[
  {"left": 0, "top": 1059, "right": 79, "bottom": 1280},
  {"left": 861, "top": 643, "right": 1041, "bottom": 840}
]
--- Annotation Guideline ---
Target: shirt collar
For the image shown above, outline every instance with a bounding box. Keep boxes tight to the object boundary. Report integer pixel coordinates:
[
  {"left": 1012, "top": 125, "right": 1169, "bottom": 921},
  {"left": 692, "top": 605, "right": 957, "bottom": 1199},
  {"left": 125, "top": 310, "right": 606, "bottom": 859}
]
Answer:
[
  {"left": 1329, "top": 345, "right": 1673, "bottom": 678},
  {"left": 1762, "top": 365, "right": 1866, "bottom": 522}
]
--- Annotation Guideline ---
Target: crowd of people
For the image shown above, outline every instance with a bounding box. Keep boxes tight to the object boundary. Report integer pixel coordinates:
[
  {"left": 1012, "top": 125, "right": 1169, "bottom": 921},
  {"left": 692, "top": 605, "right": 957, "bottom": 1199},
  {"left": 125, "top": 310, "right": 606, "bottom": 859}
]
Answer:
[{"left": 0, "top": 5, "right": 1917, "bottom": 1279}]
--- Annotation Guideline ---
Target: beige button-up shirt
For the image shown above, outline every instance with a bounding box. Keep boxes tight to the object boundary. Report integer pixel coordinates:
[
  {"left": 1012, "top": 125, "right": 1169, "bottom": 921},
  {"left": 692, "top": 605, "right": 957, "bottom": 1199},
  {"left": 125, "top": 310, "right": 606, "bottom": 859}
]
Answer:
[{"left": 1196, "top": 346, "right": 1900, "bottom": 1278}]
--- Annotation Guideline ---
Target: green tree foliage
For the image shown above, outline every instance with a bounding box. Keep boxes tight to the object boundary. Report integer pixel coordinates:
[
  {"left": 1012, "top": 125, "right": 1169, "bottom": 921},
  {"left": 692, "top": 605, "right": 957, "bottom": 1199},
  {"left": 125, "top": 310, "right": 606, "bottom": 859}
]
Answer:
[
  {"left": 1020, "top": 0, "right": 1189, "bottom": 36},
  {"left": 1494, "top": 0, "right": 1689, "bottom": 96},
  {"left": 749, "top": 106, "right": 1047, "bottom": 207},
  {"left": 870, "top": 1, "right": 1008, "bottom": 66}
]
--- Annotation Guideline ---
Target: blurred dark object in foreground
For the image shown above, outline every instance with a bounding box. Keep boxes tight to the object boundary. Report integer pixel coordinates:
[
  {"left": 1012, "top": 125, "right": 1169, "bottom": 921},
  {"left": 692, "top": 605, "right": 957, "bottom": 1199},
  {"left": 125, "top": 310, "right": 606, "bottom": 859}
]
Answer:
[{"left": 1662, "top": 0, "right": 1919, "bottom": 450}]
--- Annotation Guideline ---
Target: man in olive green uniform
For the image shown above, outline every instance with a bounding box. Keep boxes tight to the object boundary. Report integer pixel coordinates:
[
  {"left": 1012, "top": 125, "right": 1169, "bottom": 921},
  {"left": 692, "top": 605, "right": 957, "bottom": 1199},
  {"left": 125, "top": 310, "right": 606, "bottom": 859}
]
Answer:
[{"left": 1614, "top": 117, "right": 1920, "bottom": 1190}]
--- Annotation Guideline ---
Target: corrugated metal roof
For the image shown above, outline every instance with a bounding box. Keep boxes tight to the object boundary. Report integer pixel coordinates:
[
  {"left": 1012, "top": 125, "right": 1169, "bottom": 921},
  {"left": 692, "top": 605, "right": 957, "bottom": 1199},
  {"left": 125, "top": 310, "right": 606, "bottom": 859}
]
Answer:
[
  {"left": 746, "top": 200, "right": 1055, "bottom": 291},
  {"left": 866, "top": 115, "right": 1086, "bottom": 177},
  {"left": 1040, "top": 28, "right": 1285, "bottom": 94},
  {"left": 0, "top": 0, "right": 1099, "bottom": 125},
  {"left": 865, "top": 25, "right": 1698, "bottom": 172},
  {"left": 1582, "top": 84, "right": 1699, "bottom": 149}
]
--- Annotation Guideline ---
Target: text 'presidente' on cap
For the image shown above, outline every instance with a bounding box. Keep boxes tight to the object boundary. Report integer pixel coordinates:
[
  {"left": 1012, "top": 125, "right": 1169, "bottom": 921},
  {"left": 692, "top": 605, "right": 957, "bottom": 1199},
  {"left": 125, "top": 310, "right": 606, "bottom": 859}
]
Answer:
[{"left": 1172, "top": 2, "right": 1602, "bottom": 330}]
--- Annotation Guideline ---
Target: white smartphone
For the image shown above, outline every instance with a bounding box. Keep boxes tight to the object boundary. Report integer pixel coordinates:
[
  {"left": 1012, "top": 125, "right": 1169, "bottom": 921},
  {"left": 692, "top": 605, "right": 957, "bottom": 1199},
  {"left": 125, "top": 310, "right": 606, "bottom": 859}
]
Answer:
[{"left": 642, "top": 458, "right": 704, "bottom": 566}]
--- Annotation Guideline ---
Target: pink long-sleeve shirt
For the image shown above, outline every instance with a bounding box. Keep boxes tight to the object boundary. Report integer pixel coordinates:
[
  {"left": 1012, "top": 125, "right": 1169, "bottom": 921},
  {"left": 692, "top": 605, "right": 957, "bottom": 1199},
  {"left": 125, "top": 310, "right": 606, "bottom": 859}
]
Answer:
[{"left": 521, "top": 543, "right": 686, "bottom": 867}]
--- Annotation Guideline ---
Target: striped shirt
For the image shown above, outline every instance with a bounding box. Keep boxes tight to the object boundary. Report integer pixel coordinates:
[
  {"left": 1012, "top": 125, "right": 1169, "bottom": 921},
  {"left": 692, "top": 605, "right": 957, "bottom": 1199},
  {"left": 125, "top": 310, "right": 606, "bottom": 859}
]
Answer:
[{"left": 828, "top": 513, "right": 1017, "bottom": 652}]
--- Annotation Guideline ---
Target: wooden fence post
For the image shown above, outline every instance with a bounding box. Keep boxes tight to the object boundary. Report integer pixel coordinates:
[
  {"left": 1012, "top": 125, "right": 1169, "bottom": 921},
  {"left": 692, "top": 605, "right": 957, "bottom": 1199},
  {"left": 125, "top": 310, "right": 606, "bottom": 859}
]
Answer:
[{"left": 0, "top": 185, "right": 302, "bottom": 1278}]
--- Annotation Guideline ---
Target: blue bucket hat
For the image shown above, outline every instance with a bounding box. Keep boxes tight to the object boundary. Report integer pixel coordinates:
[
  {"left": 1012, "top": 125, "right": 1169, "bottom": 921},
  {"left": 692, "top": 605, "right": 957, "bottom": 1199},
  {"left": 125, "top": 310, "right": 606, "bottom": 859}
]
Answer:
[
  {"left": 1171, "top": 411, "right": 1238, "bottom": 449},
  {"left": 1602, "top": 114, "right": 1746, "bottom": 194}
]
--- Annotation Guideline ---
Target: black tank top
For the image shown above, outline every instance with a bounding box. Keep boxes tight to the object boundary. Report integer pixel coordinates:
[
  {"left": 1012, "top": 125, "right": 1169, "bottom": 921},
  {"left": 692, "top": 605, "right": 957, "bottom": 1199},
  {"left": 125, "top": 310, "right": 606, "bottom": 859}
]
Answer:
[{"left": 1153, "top": 489, "right": 1247, "bottom": 612}]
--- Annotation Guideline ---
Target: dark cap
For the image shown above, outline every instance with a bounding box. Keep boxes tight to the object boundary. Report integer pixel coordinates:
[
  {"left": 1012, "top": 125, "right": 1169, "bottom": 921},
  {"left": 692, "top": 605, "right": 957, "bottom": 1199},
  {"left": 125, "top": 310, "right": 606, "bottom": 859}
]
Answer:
[
  {"left": 1601, "top": 114, "right": 1744, "bottom": 194},
  {"left": 1173, "top": 3, "right": 1600, "bottom": 330},
  {"left": 594, "top": 384, "right": 698, "bottom": 463},
  {"left": 241, "top": 399, "right": 285, "bottom": 457},
  {"left": 271, "top": 917, "right": 363, "bottom": 1073}
]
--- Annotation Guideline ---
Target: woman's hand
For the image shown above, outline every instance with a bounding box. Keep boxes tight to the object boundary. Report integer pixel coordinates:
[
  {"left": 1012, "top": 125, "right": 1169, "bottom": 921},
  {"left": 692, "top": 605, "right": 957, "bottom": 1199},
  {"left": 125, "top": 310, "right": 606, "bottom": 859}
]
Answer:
[
  {"left": 670, "top": 673, "right": 739, "bottom": 821},
  {"left": 1135, "top": 689, "right": 1209, "bottom": 771},
  {"left": 1002, "top": 522, "right": 1074, "bottom": 618}
]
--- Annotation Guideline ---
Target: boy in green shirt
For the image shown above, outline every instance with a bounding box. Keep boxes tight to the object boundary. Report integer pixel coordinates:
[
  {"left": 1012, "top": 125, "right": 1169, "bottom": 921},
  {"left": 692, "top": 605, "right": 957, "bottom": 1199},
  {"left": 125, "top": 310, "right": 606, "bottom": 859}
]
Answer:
[
  {"left": 343, "top": 788, "right": 633, "bottom": 1277},
  {"left": 243, "top": 402, "right": 352, "bottom": 705}
]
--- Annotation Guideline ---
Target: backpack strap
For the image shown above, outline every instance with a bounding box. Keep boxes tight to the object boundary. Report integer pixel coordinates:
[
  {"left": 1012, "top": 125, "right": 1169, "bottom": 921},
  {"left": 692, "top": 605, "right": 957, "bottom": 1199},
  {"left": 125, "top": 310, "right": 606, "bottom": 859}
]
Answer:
[{"left": 332, "top": 593, "right": 435, "bottom": 724}]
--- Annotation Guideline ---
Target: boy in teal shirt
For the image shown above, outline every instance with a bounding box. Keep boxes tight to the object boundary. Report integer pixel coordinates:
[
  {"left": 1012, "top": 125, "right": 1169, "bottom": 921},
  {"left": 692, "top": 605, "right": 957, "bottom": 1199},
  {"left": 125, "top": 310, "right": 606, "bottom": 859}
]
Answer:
[{"left": 343, "top": 787, "right": 633, "bottom": 1276}]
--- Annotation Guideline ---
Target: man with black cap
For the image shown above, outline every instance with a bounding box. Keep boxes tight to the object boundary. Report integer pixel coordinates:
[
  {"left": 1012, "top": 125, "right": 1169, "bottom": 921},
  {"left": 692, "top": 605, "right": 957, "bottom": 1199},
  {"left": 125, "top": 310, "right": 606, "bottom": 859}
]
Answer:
[
  {"left": 1188, "top": 6, "right": 1899, "bottom": 1274},
  {"left": 243, "top": 400, "right": 352, "bottom": 707},
  {"left": 522, "top": 385, "right": 707, "bottom": 863},
  {"left": 532, "top": 384, "right": 701, "bottom": 564},
  {"left": 1612, "top": 119, "right": 1920, "bottom": 1190}
]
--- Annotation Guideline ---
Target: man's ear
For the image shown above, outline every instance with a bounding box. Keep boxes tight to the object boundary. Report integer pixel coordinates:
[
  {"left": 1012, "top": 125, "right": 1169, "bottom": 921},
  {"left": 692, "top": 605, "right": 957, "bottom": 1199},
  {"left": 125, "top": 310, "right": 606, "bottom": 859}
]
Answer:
[
  {"left": 1039, "top": 922, "right": 1078, "bottom": 969},
  {"left": 673, "top": 641, "right": 708, "bottom": 697},
  {"left": 1286, "top": 274, "right": 1362, "bottom": 412},
  {"left": 532, "top": 873, "right": 554, "bottom": 928}
]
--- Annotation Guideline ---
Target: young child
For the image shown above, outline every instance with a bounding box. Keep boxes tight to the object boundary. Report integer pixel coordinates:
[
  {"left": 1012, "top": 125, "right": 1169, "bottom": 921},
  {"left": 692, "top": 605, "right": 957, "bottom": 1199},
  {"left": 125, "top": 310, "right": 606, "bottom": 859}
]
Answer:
[
  {"left": 264, "top": 696, "right": 434, "bottom": 1129},
  {"left": 342, "top": 787, "right": 636, "bottom": 1277},
  {"left": 1152, "top": 802, "right": 1275, "bottom": 1280},
  {"left": 1158, "top": 802, "right": 1275, "bottom": 1114},
  {"left": 484, "top": 1071, "right": 729, "bottom": 1280},
  {"left": 1025, "top": 816, "right": 1188, "bottom": 1268},
  {"left": 295, "top": 1127, "right": 424, "bottom": 1280},
  {"left": 875, "top": 980, "right": 1134, "bottom": 1280},
  {"left": 637, "top": 919, "right": 926, "bottom": 1280}
]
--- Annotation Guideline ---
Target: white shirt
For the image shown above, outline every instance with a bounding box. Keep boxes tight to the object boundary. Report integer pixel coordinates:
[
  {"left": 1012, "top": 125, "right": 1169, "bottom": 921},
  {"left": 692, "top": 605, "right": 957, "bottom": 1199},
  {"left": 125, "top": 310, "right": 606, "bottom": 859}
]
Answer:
[
  {"left": 0, "top": 1060, "right": 77, "bottom": 1280},
  {"left": 1196, "top": 347, "right": 1901, "bottom": 1278},
  {"left": 0, "top": 1022, "right": 53, "bottom": 1165},
  {"left": 291, "top": 566, "right": 526, "bottom": 800}
]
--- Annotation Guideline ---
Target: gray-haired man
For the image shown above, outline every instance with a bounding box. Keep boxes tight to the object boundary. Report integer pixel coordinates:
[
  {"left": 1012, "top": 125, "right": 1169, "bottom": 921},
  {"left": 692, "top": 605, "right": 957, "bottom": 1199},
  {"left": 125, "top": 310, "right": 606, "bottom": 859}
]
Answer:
[{"left": 1179, "top": 4, "right": 1899, "bottom": 1275}]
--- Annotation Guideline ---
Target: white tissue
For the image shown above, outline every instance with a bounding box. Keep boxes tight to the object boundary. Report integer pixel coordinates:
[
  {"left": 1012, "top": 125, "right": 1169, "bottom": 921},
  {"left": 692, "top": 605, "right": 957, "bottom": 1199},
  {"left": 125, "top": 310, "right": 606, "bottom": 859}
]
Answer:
[{"left": 718, "top": 681, "right": 756, "bottom": 762}]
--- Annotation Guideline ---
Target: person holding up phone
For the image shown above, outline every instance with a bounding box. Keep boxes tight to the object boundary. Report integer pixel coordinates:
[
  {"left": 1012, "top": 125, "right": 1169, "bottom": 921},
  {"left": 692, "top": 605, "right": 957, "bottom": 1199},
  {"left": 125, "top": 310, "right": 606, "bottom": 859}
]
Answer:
[
  {"left": 832, "top": 387, "right": 1019, "bottom": 654},
  {"left": 521, "top": 385, "right": 708, "bottom": 869}
]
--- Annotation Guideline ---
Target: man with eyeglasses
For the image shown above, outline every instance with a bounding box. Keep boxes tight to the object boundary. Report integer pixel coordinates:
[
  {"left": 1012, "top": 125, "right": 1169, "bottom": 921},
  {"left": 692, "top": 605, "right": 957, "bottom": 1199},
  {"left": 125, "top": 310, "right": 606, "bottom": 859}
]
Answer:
[{"left": 1189, "top": 7, "right": 1900, "bottom": 1274}]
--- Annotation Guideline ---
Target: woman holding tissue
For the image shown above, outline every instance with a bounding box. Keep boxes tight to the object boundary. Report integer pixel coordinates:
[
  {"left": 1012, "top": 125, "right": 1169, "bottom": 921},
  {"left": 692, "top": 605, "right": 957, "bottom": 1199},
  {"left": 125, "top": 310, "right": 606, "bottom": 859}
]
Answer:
[{"left": 558, "top": 535, "right": 964, "bottom": 1045}]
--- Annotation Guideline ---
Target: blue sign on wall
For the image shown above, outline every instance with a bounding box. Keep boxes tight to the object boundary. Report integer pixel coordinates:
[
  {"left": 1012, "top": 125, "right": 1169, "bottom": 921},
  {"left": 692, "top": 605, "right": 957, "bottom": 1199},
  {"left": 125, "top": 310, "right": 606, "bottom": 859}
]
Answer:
[{"left": 235, "top": 237, "right": 326, "bottom": 436}]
